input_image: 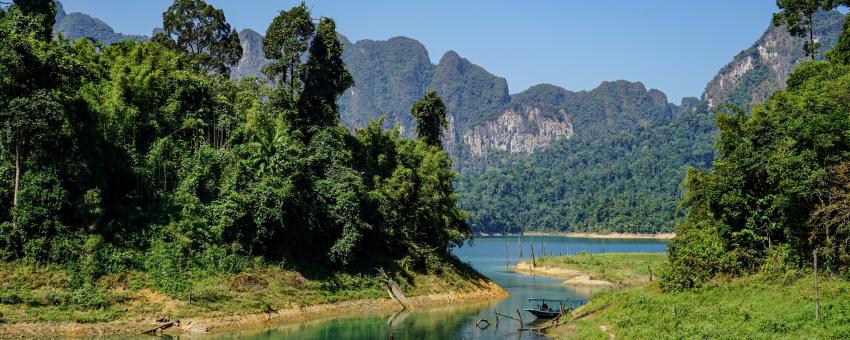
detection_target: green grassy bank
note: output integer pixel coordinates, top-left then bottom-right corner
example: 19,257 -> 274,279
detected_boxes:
534,254 -> 850,338
0,257 -> 495,327
535,253 -> 667,286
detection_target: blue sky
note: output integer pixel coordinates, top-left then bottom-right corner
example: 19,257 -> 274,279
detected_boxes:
59,0 -> 782,103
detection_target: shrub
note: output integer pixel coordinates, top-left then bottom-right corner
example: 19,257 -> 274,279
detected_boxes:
229,272 -> 268,292
144,238 -> 191,297
759,244 -> 800,284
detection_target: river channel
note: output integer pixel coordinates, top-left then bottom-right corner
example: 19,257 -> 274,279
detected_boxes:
211,236 -> 668,339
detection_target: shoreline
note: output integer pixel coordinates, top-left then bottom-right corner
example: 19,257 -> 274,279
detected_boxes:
480,231 -> 675,240
512,261 -> 615,288
0,280 -> 507,337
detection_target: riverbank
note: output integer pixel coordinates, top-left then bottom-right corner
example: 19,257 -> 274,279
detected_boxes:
0,261 -> 506,337
524,231 -> 676,240
479,232 -> 675,240
550,273 -> 850,338
513,253 -> 667,287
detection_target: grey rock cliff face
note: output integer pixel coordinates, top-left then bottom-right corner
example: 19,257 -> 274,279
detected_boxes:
461,106 -> 574,157
231,29 -> 269,79
702,11 -> 845,108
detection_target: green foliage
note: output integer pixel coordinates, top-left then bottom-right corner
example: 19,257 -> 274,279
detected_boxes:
459,85 -> 714,234
296,17 -> 353,133
161,0 -> 242,74
829,13 -> 850,64
11,0 -> 56,41
0,1 -> 470,305
410,91 -> 448,147
263,2 -> 313,102
773,1 -> 849,58
666,30 -> 850,288
554,273 -> 850,338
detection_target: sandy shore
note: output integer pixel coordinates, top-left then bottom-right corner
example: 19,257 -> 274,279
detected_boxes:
0,280 -> 507,338
513,261 -> 614,288
520,231 -> 675,240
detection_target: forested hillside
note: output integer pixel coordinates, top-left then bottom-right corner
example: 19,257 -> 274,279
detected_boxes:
50,2 -> 847,236
0,0 -> 470,306
458,85 -> 714,233
665,5 -> 850,289
460,11 -> 846,234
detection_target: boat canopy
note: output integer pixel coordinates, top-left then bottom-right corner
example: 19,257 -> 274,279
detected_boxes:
527,298 -> 588,303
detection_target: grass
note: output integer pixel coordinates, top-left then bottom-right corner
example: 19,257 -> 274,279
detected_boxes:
0,258 -> 488,324
551,272 -> 850,339
535,252 -> 667,286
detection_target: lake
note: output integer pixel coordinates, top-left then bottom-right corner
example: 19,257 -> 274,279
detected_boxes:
213,236 -> 668,339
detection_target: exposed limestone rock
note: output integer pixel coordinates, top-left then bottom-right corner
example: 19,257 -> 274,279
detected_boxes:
702,11 -> 845,108
462,107 -> 573,157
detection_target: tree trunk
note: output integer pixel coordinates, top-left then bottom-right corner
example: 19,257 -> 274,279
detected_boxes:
809,14 -> 816,60
13,140 -> 20,207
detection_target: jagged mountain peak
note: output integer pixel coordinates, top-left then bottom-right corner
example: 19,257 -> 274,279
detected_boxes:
55,0 -> 66,23
53,1 -> 146,45
702,10 -> 845,108
231,28 -> 268,79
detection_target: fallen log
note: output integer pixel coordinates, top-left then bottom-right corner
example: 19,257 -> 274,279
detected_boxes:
142,321 -> 174,334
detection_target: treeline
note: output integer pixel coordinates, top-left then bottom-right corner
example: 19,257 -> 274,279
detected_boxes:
460,108 -> 714,234
0,0 -> 469,294
664,3 -> 850,290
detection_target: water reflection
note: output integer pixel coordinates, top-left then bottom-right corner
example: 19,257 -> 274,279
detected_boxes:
207,236 -> 667,339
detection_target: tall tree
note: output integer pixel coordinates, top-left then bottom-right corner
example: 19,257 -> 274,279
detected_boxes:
296,17 -> 353,133
410,91 -> 448,147
0,4 -> 87,209
2,0 -> 56,41
773,0 -> 849,59
263,2 -> 314,101
162,0 -> 242,74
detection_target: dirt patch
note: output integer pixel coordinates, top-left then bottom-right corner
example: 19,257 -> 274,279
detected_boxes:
513,261 -> 615,288
513,261 -> 583,279
563,274 -> 614,287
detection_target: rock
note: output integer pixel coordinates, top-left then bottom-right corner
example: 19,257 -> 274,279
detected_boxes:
182,321 -> 210,333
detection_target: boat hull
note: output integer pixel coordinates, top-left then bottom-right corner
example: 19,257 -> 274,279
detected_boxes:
523,309 -> 562,319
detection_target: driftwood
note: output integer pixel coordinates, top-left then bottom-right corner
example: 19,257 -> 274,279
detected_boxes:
386,280 -> 411,310
495,311 -> 522,323
142,321 -> 174,334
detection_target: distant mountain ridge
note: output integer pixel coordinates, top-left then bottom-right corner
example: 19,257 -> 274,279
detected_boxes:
229,28 -> 685,161
53,1 -> 147,44
51,2 -> 847,233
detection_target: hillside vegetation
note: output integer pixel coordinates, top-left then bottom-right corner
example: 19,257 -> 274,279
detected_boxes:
665,8 -> 850,290
554,273 -> 850,339
553,5 -> 850,338
0,0 -> 478,326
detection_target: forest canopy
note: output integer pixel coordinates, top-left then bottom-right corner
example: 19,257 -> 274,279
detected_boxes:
0,0 -> 470,295
663,10 -> 850,291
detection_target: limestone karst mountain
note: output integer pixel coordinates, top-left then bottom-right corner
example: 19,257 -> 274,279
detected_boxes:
51,2 -> 846,233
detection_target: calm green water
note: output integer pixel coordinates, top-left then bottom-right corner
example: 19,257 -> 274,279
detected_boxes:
210,236 -> 668,340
